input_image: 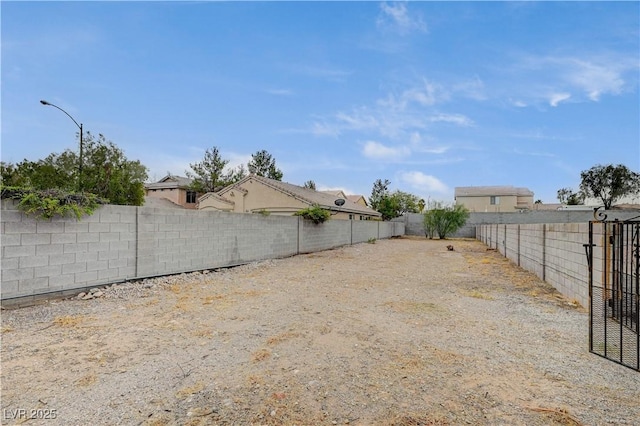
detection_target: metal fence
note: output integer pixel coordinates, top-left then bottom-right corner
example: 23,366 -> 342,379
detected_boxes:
586,212 -> 640,371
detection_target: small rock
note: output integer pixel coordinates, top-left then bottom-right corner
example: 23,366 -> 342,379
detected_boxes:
93,291 -> 104,298
82,294 -> 94,300
77,292 -> 86,299
270,410 -> 276,417
89,288 -> 100,293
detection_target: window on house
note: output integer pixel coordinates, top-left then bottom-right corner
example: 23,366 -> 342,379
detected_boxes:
349,214 -> 353,220
186,191 -> 197,204
490,196 -> 500,205
360,216 -> 363,220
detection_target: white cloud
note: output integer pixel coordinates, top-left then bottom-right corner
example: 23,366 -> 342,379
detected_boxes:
511,53 -> 638,105
362,140 -> 410,160
398,171 -> 448,193
566,59 -> 626,101
336,111 -> 380,130
311,121 -> 341,137
429,113 -> 474,127
377,2 -> 427,35
548,92 -> 571,107
453,76 -> 487,101
378,79 -> 447,111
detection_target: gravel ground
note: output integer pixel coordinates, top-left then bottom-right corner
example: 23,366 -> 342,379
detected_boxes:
1,236 -> 639,426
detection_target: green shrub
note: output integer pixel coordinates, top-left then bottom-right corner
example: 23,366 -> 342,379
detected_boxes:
294,204 -> 331,224
1,186 -> 106,220
423,203 -> 469,239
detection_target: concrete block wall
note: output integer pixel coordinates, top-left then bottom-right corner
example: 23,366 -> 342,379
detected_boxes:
1,202 -> 405,302
351,221 -> 379,244
477,222 -> 592,307
136,208 -> 300,278
2,204 -> 137,303
298,219 -> 352,254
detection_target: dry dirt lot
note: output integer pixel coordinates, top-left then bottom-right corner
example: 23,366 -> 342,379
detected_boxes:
1,237 -> 639,426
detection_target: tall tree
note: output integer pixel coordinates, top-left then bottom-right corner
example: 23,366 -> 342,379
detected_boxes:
80,133 -> 148,205
186,146 -> 230,193
248,150 -> 283,180
390,190 -> 422,215
557,187 -> 584,205
303,180 -> 316,190
226,164 -> 248,185
579,164 -> 640,209
1,132 -> 148,205
369,178 -> 390,211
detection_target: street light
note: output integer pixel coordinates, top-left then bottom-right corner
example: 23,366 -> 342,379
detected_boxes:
40,100 -> 84,191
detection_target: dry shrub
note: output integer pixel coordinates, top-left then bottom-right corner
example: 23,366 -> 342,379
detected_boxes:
192,328 -> 213,338
252,348 -> 271,362
233,289 -> 264,297
462,289 -> 494,300
384,301 -> 444,314
266,331 -> 300,346
175,382 -> 205,399
376,414 -> 450,426
76,373 -> 97,387
53,315 -> 87,327
526,406 -> 583,425
202,294 -> 225,305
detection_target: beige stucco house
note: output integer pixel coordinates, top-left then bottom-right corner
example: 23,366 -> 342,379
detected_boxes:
455,186 -> 534,212
198,175 -> 382,220
321,191 -> 369,208
144,175 -> 199,209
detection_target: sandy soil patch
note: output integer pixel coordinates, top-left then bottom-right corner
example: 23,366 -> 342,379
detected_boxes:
1,237 -> 638,425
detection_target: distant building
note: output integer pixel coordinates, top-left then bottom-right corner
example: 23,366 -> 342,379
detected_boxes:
455,186 -> 534,212
321,191 -> 370,207
197,175 -> 381,220
144,175 -> 198,209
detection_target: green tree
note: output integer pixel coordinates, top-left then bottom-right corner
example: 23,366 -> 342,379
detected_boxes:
579,164 -> 640,209
1,132 -> 147,205
80,133 -> 148,205
186,146 -> 230,193
303,180 -> 316,190
369,178 -> 390,211
557,187 -> 584,205
226,164 -> 248,185
390,190 -> 421,215
423,203 -> 470,239
248,150 -> 283,180
377,196 -> 400,221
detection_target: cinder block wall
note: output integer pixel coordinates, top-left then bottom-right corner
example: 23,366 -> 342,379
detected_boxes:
298,219 -> 352,254
477,222 -> 593,307
1,202 -> 405,302
351,221 -> 379,243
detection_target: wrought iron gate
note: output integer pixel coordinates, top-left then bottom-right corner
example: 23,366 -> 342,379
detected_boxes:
586,211 -> 639,371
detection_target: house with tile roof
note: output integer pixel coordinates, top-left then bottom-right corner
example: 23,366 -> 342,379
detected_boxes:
197,175 -> 382,220
455,186 -> 534,212
144,175 -> 199,209
321,191 -> 369,208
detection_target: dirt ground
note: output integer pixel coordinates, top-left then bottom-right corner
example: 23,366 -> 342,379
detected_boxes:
1,237 -> 638,426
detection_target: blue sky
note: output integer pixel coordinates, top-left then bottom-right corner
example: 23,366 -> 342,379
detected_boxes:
2,1 -> 639,204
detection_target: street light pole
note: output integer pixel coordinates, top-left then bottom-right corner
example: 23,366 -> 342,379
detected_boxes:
40,100 -> 84,191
